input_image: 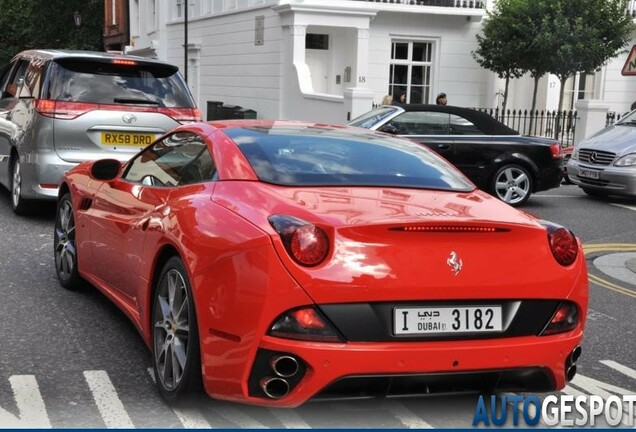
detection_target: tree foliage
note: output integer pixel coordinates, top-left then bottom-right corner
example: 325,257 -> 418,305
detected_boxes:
474,0 -> 635,115
0,0 -> 103,66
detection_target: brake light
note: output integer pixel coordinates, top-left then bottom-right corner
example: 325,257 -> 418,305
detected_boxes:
549,143 -> 562,159
36,99 -> 98,119
541,302 -> 578,335
269,306 -> 342,342
112,59 -> 137,66
268,215 -> 330,267
540,220 -> 578,266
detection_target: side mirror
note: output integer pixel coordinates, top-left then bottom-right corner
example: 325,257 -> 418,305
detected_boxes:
90,159 -> 121,181
379,123 -> 399,135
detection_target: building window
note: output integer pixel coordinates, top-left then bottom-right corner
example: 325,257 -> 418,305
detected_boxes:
562,72 -> 596,111
306,34 -> 329,50
388,41 -> 433,104
148,0 -> 157,31
176,0 -> 183,18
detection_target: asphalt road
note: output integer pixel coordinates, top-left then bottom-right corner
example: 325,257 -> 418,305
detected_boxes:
0,184 -> 634,428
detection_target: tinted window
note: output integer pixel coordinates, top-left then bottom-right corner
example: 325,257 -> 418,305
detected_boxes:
47,58 -> 195,107
449,114 -> 485,135
123,132 -> 216,186
226,126 -> 473,191
386,111 -> 450,135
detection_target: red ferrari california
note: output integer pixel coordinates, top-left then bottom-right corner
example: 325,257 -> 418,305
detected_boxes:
54,120 -> 588,407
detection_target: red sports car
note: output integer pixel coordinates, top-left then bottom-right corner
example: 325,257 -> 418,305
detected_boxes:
54,120 -> 588,407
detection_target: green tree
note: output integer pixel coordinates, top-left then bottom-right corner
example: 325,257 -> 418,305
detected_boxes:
473,0 -> 526,116
0,0 -> 103,66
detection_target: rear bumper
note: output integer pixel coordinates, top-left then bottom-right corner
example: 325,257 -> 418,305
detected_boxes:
19,150 -> 75,200
206,329 -> 583,407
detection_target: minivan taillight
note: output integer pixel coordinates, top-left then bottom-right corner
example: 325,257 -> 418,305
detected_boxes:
159,107 -> 201,124
36,99 -> 98,119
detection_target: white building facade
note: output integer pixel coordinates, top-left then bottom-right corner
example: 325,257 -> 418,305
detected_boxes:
127,0 -> 636,127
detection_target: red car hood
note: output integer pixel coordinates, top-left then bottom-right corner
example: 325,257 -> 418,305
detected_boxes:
213,182 -> 583,304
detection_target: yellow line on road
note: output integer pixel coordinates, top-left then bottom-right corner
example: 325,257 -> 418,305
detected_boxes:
581,244 -> 636,299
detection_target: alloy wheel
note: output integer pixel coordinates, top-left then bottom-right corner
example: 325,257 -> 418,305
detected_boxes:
494,166 -> 531,206
153,268 -> 191,392
54,198 -> 77,283
12,159 -> 22,209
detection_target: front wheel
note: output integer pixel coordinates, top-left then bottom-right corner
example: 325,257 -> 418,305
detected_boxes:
151,256 -> 202,402
490,164 -> 533,207
54,193 -> 82,290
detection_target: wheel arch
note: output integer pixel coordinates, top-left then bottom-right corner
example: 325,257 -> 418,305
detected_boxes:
489,153 -> 539,191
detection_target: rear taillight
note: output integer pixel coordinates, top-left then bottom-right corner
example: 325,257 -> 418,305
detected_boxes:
269,306 -> 342,342
549,143 -> 562,159
36,99 -> 98,119
540,302 -> 578,335
268,215 -> 330,267
35,99 -> 201,122
540,220 -> 578,266
159,107 -> 201,124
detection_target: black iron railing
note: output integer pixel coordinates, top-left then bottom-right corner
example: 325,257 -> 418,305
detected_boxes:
476,108 -> 577,147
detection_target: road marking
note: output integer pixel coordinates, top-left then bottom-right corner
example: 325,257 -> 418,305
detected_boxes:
84,370 -> 134,428
268,408 -> 311,428
569,372 -> 636,427
0,375 -> 51,428
589,274 -> 636,299
209,406 -> 267,428
146,367 -> 212,428
611,204 -> 636,212
581,244 -> 636,298
384,400 -> 433,428
600,360 -> 636,380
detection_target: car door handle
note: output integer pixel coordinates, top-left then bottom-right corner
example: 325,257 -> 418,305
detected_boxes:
437,144 -> 451,150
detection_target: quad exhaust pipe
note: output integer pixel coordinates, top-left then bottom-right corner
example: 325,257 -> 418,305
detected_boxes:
260,377 -> 290,399
565,345 -> 582,382
269,355 -> 299,378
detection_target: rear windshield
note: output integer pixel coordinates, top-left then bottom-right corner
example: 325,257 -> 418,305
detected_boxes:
226,126 -> 474,191
47,58 -> 195,107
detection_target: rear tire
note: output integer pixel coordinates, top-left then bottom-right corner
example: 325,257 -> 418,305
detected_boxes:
11,157 -> 32,215
151,256 -> 202,403
490,164 -> 533,207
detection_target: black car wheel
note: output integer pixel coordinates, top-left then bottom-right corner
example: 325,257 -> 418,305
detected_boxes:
54,193 -> 82,290
11,157 -> 31,215
151,256 -> 202,402
491,164 -> 533,206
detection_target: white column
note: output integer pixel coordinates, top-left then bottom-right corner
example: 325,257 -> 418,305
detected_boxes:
344,28 -> 374,121
573,100 -> 610,146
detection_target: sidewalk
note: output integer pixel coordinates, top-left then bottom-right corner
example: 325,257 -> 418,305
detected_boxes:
593,252 -> 636,286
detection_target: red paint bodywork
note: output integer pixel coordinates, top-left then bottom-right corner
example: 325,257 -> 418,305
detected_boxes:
60,120 -> 588,407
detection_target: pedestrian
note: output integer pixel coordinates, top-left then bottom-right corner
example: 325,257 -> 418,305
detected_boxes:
394,92 -> 406,104
436,92 -> 447,105
381,95 -> 393,105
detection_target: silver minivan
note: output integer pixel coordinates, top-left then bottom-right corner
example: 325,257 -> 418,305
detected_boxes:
0,49 -> 199,214
567,111 -> 636,198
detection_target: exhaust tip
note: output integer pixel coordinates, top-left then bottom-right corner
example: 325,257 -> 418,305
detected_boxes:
566,364 -> 577,382
260,377 -> 290,399
569,346 -> 582,364
269,355 -> 299,378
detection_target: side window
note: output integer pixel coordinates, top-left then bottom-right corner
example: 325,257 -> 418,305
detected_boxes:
5,60 -> 30,98
19,60 -> 45,99
449,114 -> 485,135
386,111 -> 450,135
0,63 -> 15,98
123,132 -> 216,186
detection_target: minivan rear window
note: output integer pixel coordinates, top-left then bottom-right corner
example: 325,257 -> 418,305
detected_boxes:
47,58 -> 195,108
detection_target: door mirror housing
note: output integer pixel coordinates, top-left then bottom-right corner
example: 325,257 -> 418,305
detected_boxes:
379,123 -> 398,135
90,159 -> 121,181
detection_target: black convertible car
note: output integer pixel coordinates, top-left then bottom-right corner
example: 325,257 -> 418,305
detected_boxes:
348,104 -> 563,206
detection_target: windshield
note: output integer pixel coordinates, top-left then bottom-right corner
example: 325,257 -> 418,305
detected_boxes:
617,110 -> 636,125
226,126 -> 474,192
347,106 -> 399,129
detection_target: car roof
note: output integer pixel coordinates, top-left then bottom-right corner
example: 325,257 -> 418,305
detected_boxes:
395,104 -> 519,135
13,49 -> 170,66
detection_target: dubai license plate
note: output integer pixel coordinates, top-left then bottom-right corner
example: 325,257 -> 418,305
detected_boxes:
394,306 -> 503,335
578,168 -> 600,180
101,132 -> 156,147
